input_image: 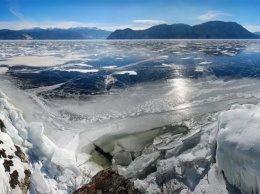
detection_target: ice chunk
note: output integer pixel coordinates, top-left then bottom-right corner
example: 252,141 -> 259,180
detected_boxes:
51,147 -> 80,175
113,151 -> 132,166
1,116 -> 23,144
31,164 -> 51,194
192,164 -> 229,194
217,104 -> 260,194
27,122 -> 56,158
134,173 -> 161,194
165,130 -> 201,158
118,151 -> 160,179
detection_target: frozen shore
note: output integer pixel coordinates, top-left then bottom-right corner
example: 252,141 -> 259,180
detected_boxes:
0,89 -> 101,193
1,87 -> 260,193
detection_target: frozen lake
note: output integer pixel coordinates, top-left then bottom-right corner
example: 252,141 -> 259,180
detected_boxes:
1,39 -> 260,151
1,39 -> 260,193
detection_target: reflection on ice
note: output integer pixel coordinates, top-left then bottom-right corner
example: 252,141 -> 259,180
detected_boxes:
169,78 -> 190,101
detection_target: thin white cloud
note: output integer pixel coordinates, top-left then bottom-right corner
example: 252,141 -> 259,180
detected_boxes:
198,10 -> 232,20
106,19 -> 167,31
9,8 -> 25,20
7,0 -> 26,21
243,25 -> 260,32
103,24 -> 160,31
132,20 -> 166,24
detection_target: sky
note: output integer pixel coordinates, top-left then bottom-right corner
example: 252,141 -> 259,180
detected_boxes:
0,0 -> 260,32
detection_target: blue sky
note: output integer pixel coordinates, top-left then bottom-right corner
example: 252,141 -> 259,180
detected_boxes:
1,0 -> 260,32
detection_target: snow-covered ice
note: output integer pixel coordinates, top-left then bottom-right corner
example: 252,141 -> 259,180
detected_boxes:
217,104 -> 260,194
118,151 -> 160,179
0,56 -> 68,67
0,89 -> 101,194
0,131 -> 31,194
115,70 -> 137,75
58,69 -> 99,73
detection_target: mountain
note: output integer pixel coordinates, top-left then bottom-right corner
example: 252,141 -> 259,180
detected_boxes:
107,24 -> 191,39
255,32 -> 260,36
107,21 -> 259,39
0,27 -> 111,40
190,21 -> 258,39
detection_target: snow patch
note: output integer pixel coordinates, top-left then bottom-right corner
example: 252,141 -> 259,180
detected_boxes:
101,66 -> 117,69
115,71 -> 137,75
198,61 -> 212,65
58,69 -> 99,73
195,66 -> 204,72
0,56 -> 68,67
0,67 -> 8,74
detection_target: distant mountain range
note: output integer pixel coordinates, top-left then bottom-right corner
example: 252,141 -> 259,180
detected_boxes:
0,27 -> 111,40
0,21 -> 259,40
107,21 -> 259,39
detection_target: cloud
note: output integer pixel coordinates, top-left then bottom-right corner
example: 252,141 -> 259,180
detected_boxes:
198,10 -> 232,20
104,24 -> 154,31
243,25 -> 260,32
110,19 -> 167,31
9,8 -> 25,20
7,0 -> 26,20
0,20 -> 163,31
132,20 -> 166,24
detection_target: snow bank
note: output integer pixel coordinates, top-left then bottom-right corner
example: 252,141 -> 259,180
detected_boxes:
0,131 -> 31,194
217,104 -> 260,194
0,89 -> 101,193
